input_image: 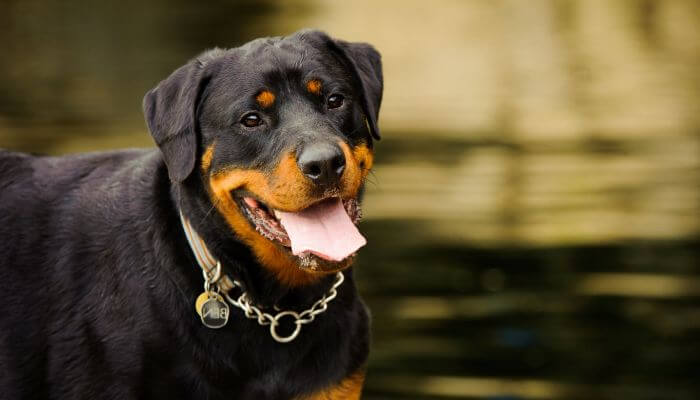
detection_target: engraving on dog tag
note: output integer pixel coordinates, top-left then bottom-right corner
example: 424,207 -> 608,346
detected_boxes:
199,293 -> 229,329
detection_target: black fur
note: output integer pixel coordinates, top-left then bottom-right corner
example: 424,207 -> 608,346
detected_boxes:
0,30 -> 382,399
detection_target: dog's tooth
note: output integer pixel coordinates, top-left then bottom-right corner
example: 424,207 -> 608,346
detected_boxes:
273,209 -> 282,219
243,197 -> 259,209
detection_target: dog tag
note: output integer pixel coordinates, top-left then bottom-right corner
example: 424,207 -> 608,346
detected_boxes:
196,292 -> 229,329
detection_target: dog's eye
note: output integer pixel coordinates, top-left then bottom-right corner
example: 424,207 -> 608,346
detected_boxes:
327,94 -> 344,109
240,113 -> 263,128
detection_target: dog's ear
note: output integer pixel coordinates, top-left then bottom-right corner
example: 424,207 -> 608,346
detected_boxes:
329,39 -> 384,140
143,57 -> 213,182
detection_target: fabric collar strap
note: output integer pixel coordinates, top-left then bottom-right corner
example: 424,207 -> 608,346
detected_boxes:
179,212 -> 236,293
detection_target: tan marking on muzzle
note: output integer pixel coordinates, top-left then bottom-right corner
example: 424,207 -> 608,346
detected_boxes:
201,143 -> 215,172
207,152 -> 322,286
338,142 -> 373,198
206,144 -> 372,285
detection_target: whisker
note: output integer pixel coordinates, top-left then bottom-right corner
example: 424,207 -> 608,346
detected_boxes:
365,170 -> 379,187
202,203 -> 216,221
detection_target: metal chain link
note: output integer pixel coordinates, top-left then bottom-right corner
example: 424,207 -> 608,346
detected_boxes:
221,271 -> 345,343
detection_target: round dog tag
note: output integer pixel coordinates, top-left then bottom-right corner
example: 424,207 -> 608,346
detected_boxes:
196,292 -> 229,329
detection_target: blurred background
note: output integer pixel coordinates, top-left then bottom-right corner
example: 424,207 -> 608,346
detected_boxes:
1,0 -> 699,398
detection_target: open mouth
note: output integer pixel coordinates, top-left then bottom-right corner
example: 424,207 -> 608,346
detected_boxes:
235,193 -> 365,271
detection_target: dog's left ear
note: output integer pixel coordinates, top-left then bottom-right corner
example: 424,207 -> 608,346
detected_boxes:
143,57 -> 213,182
330,39 -> 384,140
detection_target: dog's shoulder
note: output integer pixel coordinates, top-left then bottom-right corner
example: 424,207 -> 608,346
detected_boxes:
2,148 -> 159,207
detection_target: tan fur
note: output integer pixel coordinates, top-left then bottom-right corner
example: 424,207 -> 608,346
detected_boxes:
201,143 -> 215,172
306,79 -> 322,95
256,90 -> 276,108
297,371 -> 365,400
339,142 -> 373,197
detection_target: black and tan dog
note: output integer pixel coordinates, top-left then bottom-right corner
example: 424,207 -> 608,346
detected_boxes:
0,30 -> 382,399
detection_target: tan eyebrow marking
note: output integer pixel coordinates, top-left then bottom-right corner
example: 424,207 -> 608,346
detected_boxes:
306,79 -> 322,95
256,90 -> 276,108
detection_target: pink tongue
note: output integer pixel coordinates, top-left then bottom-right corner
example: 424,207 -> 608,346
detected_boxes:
276,198 -> 366,262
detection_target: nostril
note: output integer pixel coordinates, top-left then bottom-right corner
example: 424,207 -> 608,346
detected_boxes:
306,163 -> 322,179
332,154 -> 346,176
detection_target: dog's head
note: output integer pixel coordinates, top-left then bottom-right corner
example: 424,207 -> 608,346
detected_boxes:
143,30 -> 382,284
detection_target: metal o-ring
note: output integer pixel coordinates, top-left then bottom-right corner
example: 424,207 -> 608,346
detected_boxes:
269,311 -> 302,343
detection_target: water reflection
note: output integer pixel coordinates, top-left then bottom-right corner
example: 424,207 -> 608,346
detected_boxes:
357,225 -> 700,399
1,0 -> 699,399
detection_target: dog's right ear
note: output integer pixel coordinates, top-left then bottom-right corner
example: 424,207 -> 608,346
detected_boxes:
143,56 -> 214,183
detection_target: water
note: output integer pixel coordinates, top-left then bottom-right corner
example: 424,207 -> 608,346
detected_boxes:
357,137 -> 699,399
1,1 -> 699,398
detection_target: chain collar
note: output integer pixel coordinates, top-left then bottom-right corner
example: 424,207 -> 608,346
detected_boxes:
179,212 -> 344,343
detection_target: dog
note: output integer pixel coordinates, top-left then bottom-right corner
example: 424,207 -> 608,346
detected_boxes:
0,29 -> 382,399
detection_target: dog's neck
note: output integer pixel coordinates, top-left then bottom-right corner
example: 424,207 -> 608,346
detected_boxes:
170,180 -> 344,309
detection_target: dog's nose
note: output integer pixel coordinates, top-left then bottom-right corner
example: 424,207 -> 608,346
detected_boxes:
297,142 -> 346,188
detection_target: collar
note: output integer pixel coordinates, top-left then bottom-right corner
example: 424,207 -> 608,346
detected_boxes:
178,212 -> 345,343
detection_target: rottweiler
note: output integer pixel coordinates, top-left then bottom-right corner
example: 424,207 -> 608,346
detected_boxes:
0,29 -> 382,399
